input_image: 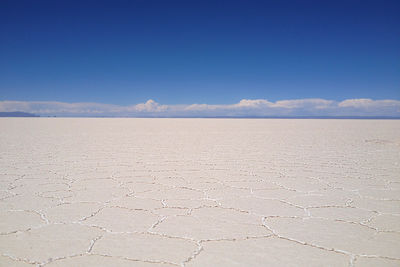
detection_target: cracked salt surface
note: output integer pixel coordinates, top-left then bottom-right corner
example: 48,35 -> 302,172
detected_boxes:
0,118 -> 399,266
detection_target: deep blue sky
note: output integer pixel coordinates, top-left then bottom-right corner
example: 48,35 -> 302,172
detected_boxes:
0,0 -> 399,105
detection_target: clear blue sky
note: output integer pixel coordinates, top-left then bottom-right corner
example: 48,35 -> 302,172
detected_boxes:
0,0 -> 399,105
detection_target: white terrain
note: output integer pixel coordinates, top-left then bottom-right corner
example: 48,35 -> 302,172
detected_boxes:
0,118 -> 399,267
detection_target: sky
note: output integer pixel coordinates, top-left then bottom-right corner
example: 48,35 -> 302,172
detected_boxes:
0,0 -> 399,117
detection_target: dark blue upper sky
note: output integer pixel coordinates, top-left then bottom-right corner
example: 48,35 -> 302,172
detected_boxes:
0,0 -> 399,105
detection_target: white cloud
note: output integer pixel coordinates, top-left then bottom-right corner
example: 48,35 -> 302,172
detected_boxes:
132,99 -> 167,112
234,99 -> 272,108
272,99 -> 334,109
0,98 -> 399,117
339,98 -> 400,108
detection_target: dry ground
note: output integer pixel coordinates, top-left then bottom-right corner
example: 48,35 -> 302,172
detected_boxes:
0,118 -> 399,266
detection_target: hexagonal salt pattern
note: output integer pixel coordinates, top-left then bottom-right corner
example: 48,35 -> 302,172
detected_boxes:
0,118 -> 399,266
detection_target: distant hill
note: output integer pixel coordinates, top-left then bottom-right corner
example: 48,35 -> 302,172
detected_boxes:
0,112 -> 39,117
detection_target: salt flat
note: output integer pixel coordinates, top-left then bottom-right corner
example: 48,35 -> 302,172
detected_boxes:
0,118 -> 399,267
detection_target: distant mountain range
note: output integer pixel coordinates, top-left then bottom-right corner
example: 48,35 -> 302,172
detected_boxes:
0,112 -> 39,117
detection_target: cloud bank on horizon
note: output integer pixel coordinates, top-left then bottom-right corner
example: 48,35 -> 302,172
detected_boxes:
1,98 -> 399,117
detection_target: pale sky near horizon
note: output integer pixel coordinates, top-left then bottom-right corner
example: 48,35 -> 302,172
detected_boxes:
0,0 -> 399,116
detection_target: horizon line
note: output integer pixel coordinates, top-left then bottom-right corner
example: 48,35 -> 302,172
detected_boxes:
1,112 -> 400,120
1,98 -> 400,117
